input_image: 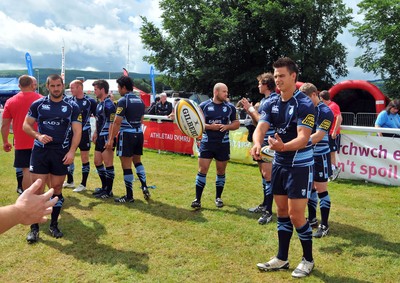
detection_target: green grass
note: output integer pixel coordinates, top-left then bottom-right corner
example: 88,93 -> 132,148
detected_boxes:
0,148 -> 399,282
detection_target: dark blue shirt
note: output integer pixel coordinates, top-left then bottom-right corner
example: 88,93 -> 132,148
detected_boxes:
259,92 -> 278,143
313,101 -> 333,155
116,92 -> 145,133
260,90 -> 315,167
199,99 -> 238,143
28,96 -> 81,149
96,98 -> 116,136
71,95 -> 97,131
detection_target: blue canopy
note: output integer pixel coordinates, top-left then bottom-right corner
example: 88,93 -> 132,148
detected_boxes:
0,78 -> 19,96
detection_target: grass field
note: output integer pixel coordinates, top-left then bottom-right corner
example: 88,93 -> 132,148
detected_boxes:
0,148 -> 399,282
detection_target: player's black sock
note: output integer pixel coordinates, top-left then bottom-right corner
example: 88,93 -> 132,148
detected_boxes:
16,168 -> 23,189
96,164 -> 107,188
307,189 -> 318,221
215,174 -> 225,198
277,217 -> 293,261
195,172 -> 206,201
297,222 -> 313,262
262,180 -> 273,214
81,162 -> 90,187
318,191 -> 331,227
50,194 -> 64,226
105,166 -> 114,193
123,168 -> 134,199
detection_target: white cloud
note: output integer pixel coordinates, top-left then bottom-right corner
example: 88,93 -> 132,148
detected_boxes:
0,0 -> 377,81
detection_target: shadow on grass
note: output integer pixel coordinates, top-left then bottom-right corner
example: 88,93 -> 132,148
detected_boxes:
42,210 -> 149,273
319,221 -> 400,256
312,269 -> 372,283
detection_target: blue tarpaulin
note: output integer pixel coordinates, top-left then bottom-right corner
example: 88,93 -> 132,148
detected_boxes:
0,78 -> 19,96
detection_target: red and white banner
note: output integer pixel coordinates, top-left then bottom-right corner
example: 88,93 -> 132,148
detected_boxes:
338,134 -> 400,186
143,121 -> 194,155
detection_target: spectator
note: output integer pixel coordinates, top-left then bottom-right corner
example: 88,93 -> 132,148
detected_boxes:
155,92 -> 173,116
375,99 -> 400,137
146,95 -> 160,115
319,90 -> 342,181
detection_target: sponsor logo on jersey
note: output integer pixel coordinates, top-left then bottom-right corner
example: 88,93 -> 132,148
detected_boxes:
272,105 -> 279,113
302,114 -> 315,128
320,119 -> 331,131
116,107 -> 123,115
41,104 -> 50,110
207,106 -> 215,111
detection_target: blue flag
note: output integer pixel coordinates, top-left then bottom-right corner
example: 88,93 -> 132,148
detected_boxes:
25,52 -> 33,76
150,65 -> 156,102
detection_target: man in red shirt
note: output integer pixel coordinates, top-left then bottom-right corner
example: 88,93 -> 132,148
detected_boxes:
319,90 -> 342,181
1,75 -> 42,191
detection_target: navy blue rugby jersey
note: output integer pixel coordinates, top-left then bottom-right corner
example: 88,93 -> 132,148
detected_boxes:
96,97 -> 116,136
313,101 -> 333,156
116,92 -> 145,133
258,92 -> 278,143
28,95 -> 82,149
260,90 -> 315,167
199,99 -> 238,143
71,95 -> 97,131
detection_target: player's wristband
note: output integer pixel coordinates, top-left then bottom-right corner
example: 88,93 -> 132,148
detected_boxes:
248,106 -> 256,113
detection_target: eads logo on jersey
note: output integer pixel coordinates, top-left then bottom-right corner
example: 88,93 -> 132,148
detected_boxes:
302,114 -> 315,128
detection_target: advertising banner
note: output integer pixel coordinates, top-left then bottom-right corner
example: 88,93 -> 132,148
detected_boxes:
338,134 -> 400,186
229,127 -> 255,164
143,121 -> 194,155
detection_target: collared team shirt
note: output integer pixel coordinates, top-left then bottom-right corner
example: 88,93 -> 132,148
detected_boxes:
259,90 -> 315,167
199,99 -> 238,143
116,92 -> 145,133
313,101 -> 334,156
28,95 -> 82,149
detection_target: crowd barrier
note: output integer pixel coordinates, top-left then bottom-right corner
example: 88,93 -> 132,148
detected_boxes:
1,112 -> 399,186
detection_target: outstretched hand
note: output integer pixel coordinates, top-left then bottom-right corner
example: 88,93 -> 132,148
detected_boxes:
15,179 -> 58,225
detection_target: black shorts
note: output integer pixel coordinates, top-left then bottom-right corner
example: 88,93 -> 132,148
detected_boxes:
95,135 -> 116,153
30,146 -> 69,175
314,153 -> 332,182
271,165 -> 313,199
14,149 -> 32,168
328,134 -> 341,153
78,128 -> 91,151
199,142 -> 230,161
116,132 -> 144,157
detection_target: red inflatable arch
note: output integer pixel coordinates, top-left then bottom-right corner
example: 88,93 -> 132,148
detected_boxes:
329,80 -> 387,113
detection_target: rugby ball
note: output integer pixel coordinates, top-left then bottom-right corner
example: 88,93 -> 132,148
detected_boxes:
174,99 -> 205,138
260,145 -> 275,162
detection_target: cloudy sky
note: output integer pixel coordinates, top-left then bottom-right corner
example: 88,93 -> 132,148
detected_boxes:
0,0 -> 376,81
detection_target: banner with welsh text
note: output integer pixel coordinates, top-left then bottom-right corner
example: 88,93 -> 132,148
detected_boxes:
143,121 -> 194,155
337,134 -> 400,186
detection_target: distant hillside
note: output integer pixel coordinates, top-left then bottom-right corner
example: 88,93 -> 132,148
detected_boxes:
0,69 -> 152,85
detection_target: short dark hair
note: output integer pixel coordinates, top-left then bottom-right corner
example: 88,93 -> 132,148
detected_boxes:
46,74 -> 63,86
18,75 -> 33,88
273,57 -> 299,80
116,76 -> 134,92
256,72 -> 276,91
319,90 -> 330,101
92,79 -> 109,94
